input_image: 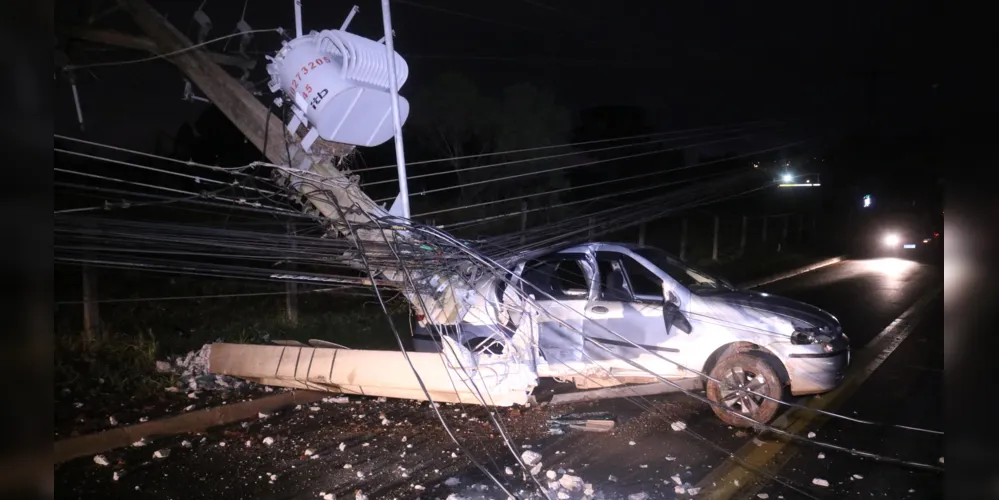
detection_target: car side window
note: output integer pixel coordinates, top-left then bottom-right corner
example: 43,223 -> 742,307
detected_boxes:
620,255 -> 663,297
595,252 -> 633,301
520,256 -> 589,300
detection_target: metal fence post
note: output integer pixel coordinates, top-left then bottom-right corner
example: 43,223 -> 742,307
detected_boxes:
82,265 -> 100,342
286,221 -> 298,326
739,215 -> 747,257
520,200 -> 528,246
711,215 -> 720,261
679,218 -> 688,262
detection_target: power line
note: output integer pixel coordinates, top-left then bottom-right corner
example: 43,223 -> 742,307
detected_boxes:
54,286 -> 365,305
64,28 -> 282,70
416,141 -> 802,218
350,120 -> 776,174
363,128 -> 764,191
54,148 -> 283,198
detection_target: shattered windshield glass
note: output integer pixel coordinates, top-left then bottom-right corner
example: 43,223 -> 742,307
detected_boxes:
633,248 -> 732,294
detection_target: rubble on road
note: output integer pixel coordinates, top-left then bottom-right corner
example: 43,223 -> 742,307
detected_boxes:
153,449 -> 170,459
93,454 -> 110,466
156,344 -> 254,394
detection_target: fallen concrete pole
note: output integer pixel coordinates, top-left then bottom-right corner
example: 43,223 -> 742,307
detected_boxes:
54,390 -> 325,464
209,342 -> 536,407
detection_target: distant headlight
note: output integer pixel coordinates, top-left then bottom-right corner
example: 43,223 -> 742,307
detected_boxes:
883,233 -> 900,246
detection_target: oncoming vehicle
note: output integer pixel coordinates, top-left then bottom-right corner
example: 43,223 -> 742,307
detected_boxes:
412,242 -> 850,426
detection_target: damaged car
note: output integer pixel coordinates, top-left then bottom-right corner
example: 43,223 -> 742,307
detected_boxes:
412,242 -> 850,427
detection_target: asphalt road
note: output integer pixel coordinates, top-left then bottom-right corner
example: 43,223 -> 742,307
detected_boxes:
54,257 -> 944,500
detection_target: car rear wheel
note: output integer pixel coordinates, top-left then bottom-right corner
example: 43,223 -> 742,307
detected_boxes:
705,353 -> 783,427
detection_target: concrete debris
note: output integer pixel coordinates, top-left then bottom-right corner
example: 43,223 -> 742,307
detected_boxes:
321,493 -> 334,500
310,406 -> 321,412
74,402 -> 83,408
559,474 -> 583,491
451,452 -> 458,458
608,475 -> 618,483
521,450 -> 542,466
444,477 -> 461,487
584,484 -> 594,496
939,457 -> 944,464
505,467 -> 514,476
343,464 -> 353,469
219,441 -> 226,447
758,494 -> 769,499
671,421 -> 687,432
665,455 -> 676,461
687,487 -> 701,496
546,470 -> 557,480
269,474 -> 278,482
817,452 -> 825,459
356,471 -> 364,479
258,412 -> 270,419
807,432 -> 816,438
811,478 -> 829,487
181,440 -> 192,448
413,485 -> 425,491
627,493 -> 648,500
355,491 -> 368,500
628,441 -> 636,446
639,464 -> 648,469
338,442 -> 347,452
132,438 -> 147,447
262,437 -> 275,446
675,485 -> 686,494
304,449 -> 315,456
93,455 -> 110,466
376,397 -> 387,402
381,418 -> 390,426
184,405 -> 195,412
530,463 -> 543,476
557,492 -> 570,500
671,474 -> 683,485
113,470 -> 124,481
401,436 -> 408,442
852,474 -> 863,480
245,440 -> 253,448
108,416 -> 118,426
322,396 -> 350,404
153,449 -> 170,459
157,344 -> 252,393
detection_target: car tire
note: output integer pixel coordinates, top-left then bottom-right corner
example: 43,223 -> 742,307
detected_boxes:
705,352 -> 783,427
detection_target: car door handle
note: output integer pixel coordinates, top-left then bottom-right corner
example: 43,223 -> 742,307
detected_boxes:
590,306 -> 608,314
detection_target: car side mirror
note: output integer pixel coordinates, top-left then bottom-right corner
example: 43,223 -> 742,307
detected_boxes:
662,300 -> 692,334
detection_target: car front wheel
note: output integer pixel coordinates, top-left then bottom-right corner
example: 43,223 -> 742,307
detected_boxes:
705,353 -> 783,427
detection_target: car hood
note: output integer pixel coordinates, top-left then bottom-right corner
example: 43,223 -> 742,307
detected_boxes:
700,289 -> 841,333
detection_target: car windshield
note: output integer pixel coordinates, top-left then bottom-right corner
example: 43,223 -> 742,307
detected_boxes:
633,247 -> 732,293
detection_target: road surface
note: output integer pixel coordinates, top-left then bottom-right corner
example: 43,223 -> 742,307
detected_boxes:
54,257 -> 943,500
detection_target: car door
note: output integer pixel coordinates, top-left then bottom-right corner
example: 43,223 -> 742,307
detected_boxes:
582,251 -> 687,377
518,253 -> 591,366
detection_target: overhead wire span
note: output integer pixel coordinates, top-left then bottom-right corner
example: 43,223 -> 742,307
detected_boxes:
414,141 -> 802,218
361,124 -> 771,186
339,120 -> 779,174
63,28 -> 284,70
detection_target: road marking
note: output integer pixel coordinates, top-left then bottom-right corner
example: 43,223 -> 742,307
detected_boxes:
692,284 -> 942,499
740,256 -> 845,289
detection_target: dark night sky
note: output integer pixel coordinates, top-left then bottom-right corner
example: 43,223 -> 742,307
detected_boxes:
55,1 -> 947,149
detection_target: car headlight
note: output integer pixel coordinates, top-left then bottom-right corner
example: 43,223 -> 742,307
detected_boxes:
883,233 -> 900,246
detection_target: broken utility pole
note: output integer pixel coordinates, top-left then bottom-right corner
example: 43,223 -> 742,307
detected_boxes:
97,0 -> 464,323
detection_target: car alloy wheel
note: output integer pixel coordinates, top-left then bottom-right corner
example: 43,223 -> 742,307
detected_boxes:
705,353 -> 783,427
